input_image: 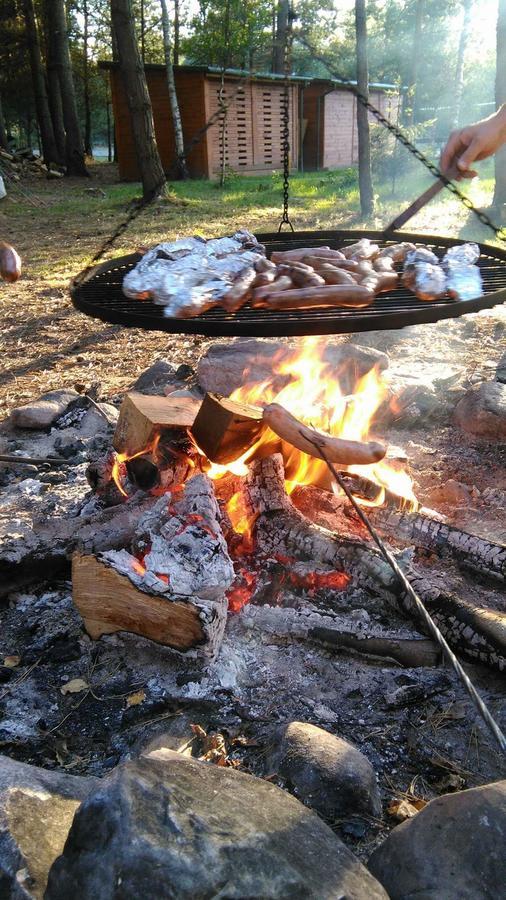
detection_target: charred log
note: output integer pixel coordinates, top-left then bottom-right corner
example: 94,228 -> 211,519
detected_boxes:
243,455 -> 506,671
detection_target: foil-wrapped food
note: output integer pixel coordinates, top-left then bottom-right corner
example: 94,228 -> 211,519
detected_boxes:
403,243 -> 483,302
122,229 -> 265,318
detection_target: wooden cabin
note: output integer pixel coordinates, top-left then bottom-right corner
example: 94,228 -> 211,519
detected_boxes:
102,63 -> 300,181
301,80 -> 400,171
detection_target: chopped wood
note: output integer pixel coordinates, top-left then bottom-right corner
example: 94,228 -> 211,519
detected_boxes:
72,552 -> 226,656
263,403 -> 386,466
190,392 -> 265,464
113,392 -> 201,457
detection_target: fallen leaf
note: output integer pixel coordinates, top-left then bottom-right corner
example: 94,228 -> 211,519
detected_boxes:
3,655 -> 20,668
126,689 -> 146,708
387,797 -> 427,822
60,678 -> 89,695
190,723 -> 207,740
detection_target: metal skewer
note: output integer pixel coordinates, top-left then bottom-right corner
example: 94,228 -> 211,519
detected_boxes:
303,430 -> 506,754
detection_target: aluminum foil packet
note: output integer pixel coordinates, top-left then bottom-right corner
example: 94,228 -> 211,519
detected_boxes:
123,229 -> 265,318
403,248 -> 445,299
442,243 -> 483,301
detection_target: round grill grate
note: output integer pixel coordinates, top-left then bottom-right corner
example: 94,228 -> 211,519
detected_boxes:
70,230 -> 506,337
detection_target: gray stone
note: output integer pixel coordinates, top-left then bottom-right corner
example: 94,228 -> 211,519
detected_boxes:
197,339 -> 389,397
368,780 -> 506,900
10,391 -> 79,430
46,750 -> 388,900
265,721 -> 382,822
453,381 -> 506,439
496,351 -> 506,384
132,360 -> 177,395
0,754 -> 97,900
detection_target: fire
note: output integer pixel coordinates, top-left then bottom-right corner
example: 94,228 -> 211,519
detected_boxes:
209,337 -> 417,512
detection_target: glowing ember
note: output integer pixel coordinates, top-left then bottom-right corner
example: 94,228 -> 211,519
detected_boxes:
275,554 -> 351,593
226,569 -> 258,613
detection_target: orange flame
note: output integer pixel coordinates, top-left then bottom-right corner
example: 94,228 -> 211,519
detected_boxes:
208,337 -> 417,515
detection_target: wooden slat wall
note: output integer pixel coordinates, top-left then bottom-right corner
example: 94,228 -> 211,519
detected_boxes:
205,77 -> 299,177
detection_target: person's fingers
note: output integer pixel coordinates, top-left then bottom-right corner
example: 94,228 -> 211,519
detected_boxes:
440,130 -> 465,173
457,136 -> 483,174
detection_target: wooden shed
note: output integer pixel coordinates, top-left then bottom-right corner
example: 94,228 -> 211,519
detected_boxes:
102,63 -> 300,181
301,80 -> 400,171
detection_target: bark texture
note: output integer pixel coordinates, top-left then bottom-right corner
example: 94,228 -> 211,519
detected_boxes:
0,94 -> 8,150
22,0 -> 61,166
451,0 -> 473,130
272,0 -> 289,74
355,0 -> 374,216
43,0 -> 88,175
111,0 -> 166,201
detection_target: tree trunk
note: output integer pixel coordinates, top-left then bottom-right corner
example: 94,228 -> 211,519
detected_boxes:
173,0 -> 180,65
83,0 -> 93,156
43,0 -> 89,175
272,0 -> 289,74
355,0 -> 374,216
0,94 -> 9,150
451,0 -> 473,130
44,23 -> 66,164
111,0 -> 166,200
406,0 -> 424,124
494,0 -> 506,207
160,0 -> 188,179
22,0 -> 61,166
140,0 -> 146,62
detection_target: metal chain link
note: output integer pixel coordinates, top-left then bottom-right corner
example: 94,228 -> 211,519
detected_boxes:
297,33 -> 506,242
278,8 -> 296,232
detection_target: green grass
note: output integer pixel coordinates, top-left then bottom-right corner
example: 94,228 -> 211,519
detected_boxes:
3,158 -> 502,284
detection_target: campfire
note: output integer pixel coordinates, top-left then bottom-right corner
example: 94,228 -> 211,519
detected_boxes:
73,339 -> 505,672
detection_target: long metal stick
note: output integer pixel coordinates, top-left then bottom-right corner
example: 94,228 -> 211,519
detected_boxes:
304,433 -> 506,754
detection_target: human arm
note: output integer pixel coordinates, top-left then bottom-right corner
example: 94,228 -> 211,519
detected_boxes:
440,105 -> 506,177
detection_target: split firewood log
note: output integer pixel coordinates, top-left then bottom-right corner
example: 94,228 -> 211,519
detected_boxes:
256,284 -> 375,310
262,403 -> 386,466
0,241 -> 21,283
113,393 -> 201,458
190,392 -> 265,464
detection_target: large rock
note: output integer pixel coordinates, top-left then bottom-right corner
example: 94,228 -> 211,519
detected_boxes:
0,754 -> 97,899
46,749 -> 388,900
453,381 -> 506,439
132,360 -> 177,395
197,339 -> 389,397
10,390 -> 79,430
368,780 -> 506,899
265,721 -> 382,822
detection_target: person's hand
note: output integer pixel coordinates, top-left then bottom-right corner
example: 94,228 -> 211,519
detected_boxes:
440,106 -> 506,178
0,241 -> 21,282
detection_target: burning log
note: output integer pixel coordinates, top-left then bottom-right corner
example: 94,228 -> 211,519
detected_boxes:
190,393 -> 264,464
72,475 -> 234,658
242,456 -> 506,671
72,553 -> 227,656
309,627 -> 441,668
113,393 -> 201,458
368,505 -> 506,584
262,403 -> 386,467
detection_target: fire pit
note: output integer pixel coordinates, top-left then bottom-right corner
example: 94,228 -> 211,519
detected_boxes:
71,230 -> 506,337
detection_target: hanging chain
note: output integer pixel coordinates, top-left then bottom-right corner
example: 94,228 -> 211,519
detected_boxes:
278,7 -> 296,232
296,33 -> 506,242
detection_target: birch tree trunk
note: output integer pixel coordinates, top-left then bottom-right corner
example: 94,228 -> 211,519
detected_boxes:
494,0 -> 506,209
22,0 -> 61,166
44,0 -> 89,175
111,0 -> 166,200
405,0 -> 424,124
450,0 -> 473,131
161,0 -> 188,178
174,0 -> 180,65
355,0 -> 374,216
